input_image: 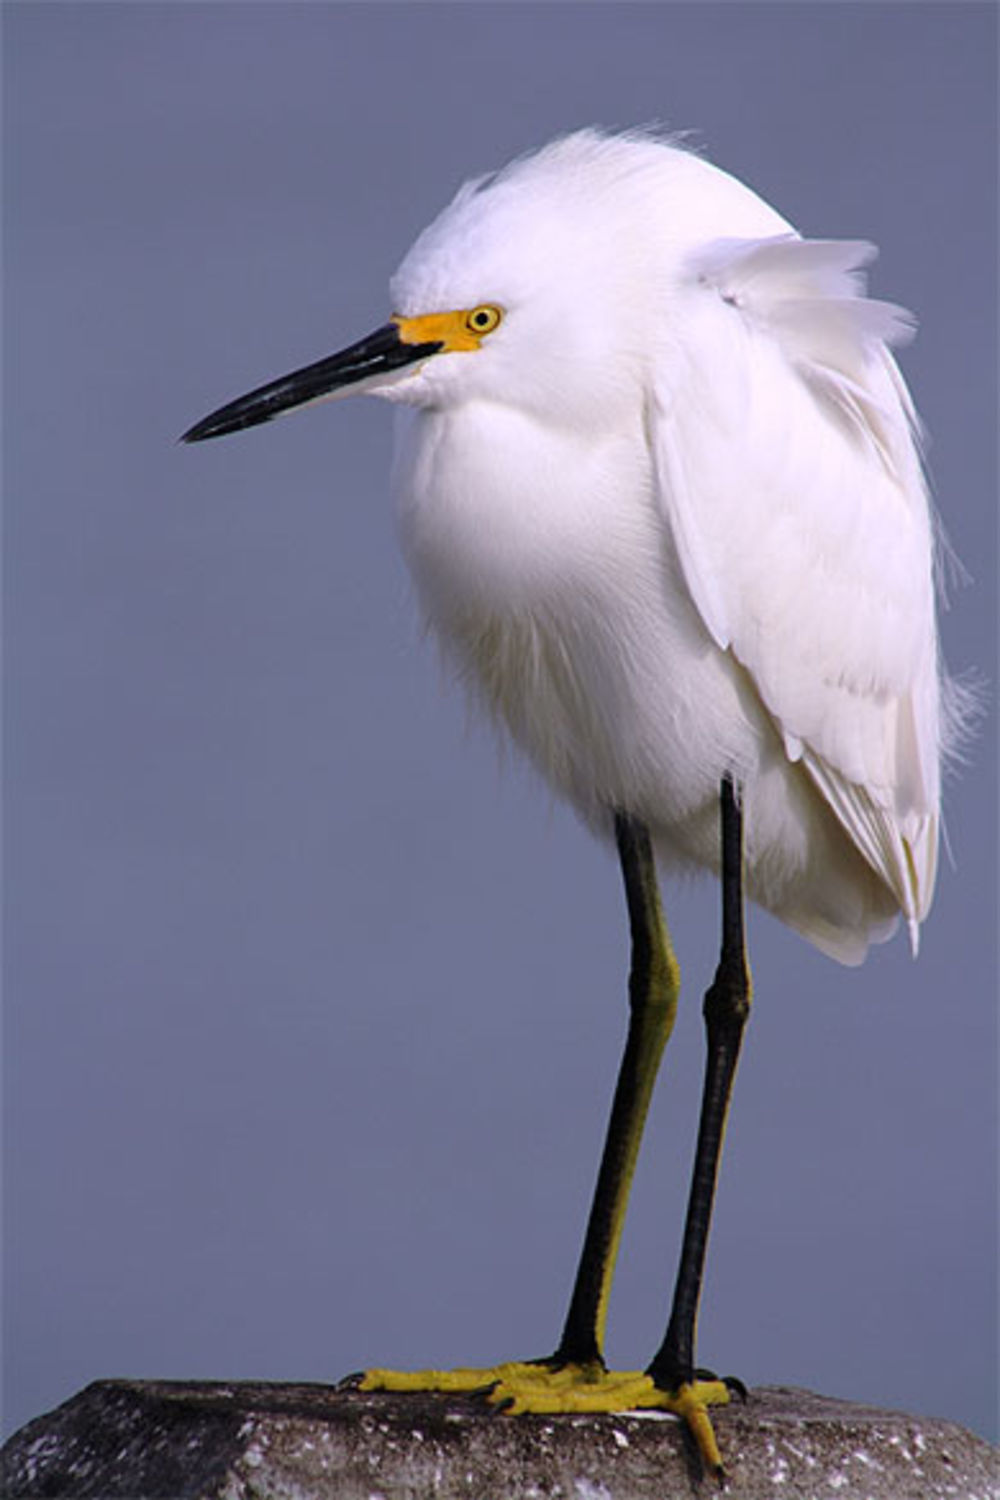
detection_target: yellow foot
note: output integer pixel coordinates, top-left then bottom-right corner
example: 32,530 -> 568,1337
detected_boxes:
352,1363 -> 734,1481
355,1361 -> 549,1396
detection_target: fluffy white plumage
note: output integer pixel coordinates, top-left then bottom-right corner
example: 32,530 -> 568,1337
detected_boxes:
381,130 -> 946,963
185,127 -> 952,967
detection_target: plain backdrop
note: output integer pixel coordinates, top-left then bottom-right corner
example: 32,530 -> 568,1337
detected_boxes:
4,1 -> 996,1444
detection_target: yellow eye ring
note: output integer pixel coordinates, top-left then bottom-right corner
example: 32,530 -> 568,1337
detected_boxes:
465,304 -> 503,336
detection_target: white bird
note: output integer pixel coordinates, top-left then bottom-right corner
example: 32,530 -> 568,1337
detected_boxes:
183,129 -> 953,1480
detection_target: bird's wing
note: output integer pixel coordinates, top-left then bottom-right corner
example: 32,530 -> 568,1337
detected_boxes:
650,235 -> 940,931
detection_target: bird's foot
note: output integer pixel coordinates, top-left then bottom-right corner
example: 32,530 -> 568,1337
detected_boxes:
347,1361 -> 739,1482
346,1360 -> 551,1396
493,1364 -> 736,1483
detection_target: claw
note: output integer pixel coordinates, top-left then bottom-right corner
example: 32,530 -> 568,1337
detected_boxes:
669,1382 -> 728,1481
336,1371 -> 365,1391
691,1365 -> 747,1403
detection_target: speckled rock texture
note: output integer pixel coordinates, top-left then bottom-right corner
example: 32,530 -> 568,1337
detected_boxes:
2,1379 -> 997,1500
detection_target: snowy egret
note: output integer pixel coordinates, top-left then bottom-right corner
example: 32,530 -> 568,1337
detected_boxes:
183,129 -> 952,1479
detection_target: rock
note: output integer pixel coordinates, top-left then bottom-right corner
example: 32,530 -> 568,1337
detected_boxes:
2,1379 -> 997,1499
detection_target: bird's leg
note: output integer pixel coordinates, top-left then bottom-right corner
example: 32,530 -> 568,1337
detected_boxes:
550,811 -> 680,1368
644,772 -> 752,1481
352,812 -> 682,1403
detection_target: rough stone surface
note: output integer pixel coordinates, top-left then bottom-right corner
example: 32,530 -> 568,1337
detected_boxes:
2,1379 -> 997,1499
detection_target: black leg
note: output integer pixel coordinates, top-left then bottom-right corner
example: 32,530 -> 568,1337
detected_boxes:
648,775 -> 751,1401
553,812 -> 680,1367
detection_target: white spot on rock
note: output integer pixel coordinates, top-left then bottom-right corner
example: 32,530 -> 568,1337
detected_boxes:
573,1480 -> 613,1500
619,1408 -> 679,1423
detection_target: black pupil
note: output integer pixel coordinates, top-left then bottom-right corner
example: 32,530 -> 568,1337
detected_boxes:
474,310 -> 489,327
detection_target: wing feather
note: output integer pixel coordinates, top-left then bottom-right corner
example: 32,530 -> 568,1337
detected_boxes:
651,235 -> 940,935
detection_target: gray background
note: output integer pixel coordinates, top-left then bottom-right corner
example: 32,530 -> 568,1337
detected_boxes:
4,1 -> 996,1445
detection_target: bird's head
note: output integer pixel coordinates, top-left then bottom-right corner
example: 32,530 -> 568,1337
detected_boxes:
379,134 -> 669,430
182,135 -> 672,445
181,130 -> 782,445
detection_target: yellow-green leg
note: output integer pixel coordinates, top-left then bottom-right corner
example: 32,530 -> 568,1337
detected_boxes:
553,811 -> 680,1365
358,814 -> 683,1392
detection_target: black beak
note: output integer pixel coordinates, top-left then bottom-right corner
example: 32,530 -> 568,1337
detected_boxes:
181,322 -> 443,443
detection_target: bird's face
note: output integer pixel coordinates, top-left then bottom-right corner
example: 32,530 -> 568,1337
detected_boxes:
180,305 -> 511,443
182,136 -> 659,446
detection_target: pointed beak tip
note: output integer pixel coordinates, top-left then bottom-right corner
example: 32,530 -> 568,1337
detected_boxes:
180,416 -> 227,444
181,322 -> 444,450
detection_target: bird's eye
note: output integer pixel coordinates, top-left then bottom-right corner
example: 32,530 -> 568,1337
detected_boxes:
465,305 -> 503,336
